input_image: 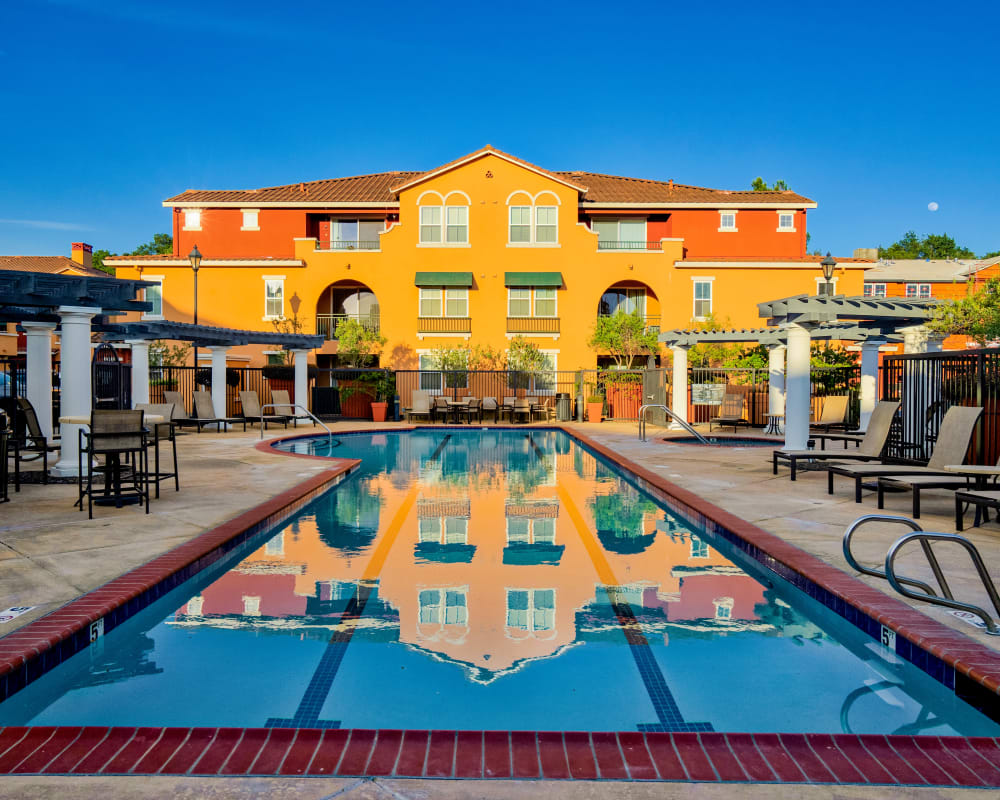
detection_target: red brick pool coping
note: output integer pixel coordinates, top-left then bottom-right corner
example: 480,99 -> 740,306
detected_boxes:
0,425 -> 998,786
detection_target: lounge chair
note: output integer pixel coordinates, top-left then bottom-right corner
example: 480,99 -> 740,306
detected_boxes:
811,395 -> 850,432
405,390 -> 433,423
193,391 -> 246,432
239,390 -> 287,430
955,489 -> 1000,531
772,400 -> 899,480
709,392 -> 750,432
877,456 -> 1000,519
270,389 -> 311,427
164,391 -> 200,431
824,405 -> 983,503
9,396 -> 60,489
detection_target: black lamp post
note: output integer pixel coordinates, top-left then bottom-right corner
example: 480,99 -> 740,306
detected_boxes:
820,252 -> 837,296
189,245 -> 202,373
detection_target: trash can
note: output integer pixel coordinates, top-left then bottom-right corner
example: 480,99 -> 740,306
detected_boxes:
556,392 -> 571,421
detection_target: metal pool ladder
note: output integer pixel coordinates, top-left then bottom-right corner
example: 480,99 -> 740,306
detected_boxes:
638,404 -> 710,444
843,514 -> 1000,635
260,403 -> 337,447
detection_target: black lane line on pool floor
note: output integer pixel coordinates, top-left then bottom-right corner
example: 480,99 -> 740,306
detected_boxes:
427,434 -> 452,463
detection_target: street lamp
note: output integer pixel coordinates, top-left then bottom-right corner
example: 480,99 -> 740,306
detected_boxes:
820,252 -> 837,296
189,245 -> 202,373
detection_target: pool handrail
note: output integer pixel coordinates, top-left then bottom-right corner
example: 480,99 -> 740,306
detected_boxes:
259,403 -> 334,447
638,404 -> 710,444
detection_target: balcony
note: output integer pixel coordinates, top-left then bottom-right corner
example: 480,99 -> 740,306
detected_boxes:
316,240 -> 380,251
418,316 -> 472,334
506,317 -> 560,334
597,241 -> 663,251
598,313 -> 661,334
317,313 -> 380,340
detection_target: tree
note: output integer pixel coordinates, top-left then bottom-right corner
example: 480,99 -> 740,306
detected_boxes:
92,248 -> 114,275
751,177 -> 789,192
506,336 -> 548,373
879,231 -> 976,260
334,317 -> 386,367
927,277 -> 1000,346
149,339 -> 191,366
588,311 -> 659,368
982,250 -> 1000,259
465,343 -> 506,371
130,233 -> 173,256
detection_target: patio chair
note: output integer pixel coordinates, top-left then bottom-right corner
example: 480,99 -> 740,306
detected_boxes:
955,489 -> 1000,531
810,395 -> 850,432
709,392 -> 749,432
772,400 -> 899,480
824,405 -> 983,503
481,397 -> 500,423
194,391 -> 247,432
9,396 -> 60,490
512,398 -> 532,423
502,396 -> 517,422
135,402 -> 179,498
165,390 -> 199,431
405,390 -> 433,423
432,395 -> 450,423
79,409 -> 149,519
876,453 -> 1000,519
271,389 -> 311,427
458,397 -> 482,424
239,391 -> 288,430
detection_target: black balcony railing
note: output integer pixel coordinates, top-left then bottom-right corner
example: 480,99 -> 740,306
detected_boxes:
317,240 -> 380,251
316,313 -> 381,340
418,317 -> 472,334
506,317 -> 560,334
597,241 -> 663,251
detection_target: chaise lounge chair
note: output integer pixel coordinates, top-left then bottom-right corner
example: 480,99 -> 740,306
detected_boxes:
270,389 -> 311,426
772,400 -> 899,480
193,391 -> 247,432
824,405 -> 983,503
709,392 -> 750,432
239,390 -> 289,430
955,488 -> 1000,531
877,455 -> 1000,519
405,390 -> 433,423
810,395 -> 850,432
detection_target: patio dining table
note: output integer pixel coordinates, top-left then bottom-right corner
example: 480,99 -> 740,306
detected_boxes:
445,399 -> 470,424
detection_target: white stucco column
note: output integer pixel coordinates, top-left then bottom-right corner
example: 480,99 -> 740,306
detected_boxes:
858,339 -> 884,431
767,344 -> 786,417
926,333 -> 946,353
22,321 -> 56,442
208,346 -> 229,424
670,345 -> 689,430
782,323 -> 812,451
292,349 -> 309,412
51,306 -> 96,476
901,325 -> 928,354
127,339 -> 151,406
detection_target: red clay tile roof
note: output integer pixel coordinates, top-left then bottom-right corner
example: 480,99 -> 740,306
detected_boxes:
164,172 -> 421,205
681,255 -> 874,264
0,255 -> 108,277
558,172 -> 814,205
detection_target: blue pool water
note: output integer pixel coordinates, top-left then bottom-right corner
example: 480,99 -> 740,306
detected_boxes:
1,429 -> 996,735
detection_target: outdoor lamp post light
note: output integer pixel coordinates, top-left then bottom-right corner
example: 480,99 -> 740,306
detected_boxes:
189,245 -> 202,372
821,252 -> 837,296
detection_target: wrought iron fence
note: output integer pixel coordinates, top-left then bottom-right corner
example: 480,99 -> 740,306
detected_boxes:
881,349 -> 999,464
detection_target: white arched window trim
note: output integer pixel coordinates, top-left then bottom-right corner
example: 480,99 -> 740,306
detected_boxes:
506,189 -> 560,247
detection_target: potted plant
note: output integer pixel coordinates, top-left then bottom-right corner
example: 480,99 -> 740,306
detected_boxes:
367,371 -> 396,422
586,394 -> 604,423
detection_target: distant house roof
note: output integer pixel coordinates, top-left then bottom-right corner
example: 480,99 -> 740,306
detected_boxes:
676,255 -> 873,269
163,147 -> 816,209
864,257 -> 1000,283
0,255 -> 108,278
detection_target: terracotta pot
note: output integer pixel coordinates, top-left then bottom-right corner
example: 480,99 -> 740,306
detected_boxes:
371,401 -> 388,422
586,402 -> 603,423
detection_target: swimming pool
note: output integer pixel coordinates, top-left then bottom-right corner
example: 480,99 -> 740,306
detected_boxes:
0,429 -> 996,738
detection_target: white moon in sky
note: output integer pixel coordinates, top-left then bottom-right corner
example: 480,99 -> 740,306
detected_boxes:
928,202 -> 939,211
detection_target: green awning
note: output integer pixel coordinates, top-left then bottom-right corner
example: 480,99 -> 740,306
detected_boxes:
414,271 -> 474,287
504,272 -> 563,287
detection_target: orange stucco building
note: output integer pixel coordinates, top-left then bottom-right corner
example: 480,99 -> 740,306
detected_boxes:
108,147 -> 869,370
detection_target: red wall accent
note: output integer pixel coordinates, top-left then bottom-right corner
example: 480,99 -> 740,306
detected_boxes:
668,209 -> 806,259
174,209 -> 309,258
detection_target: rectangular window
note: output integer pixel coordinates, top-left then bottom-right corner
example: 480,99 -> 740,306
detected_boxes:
618,219 -> 645,246
264,532 -> 284,556
693,280 -> 712,319
509,206 -> 531,242
445,590 -> 467,625
534,287 -> 556,317
535,206 -> 557,243
446,206 -> 468,243
507,517 -> 530,544
532,589 -> 555,631
593,219 -> 618,243
906,283 -> 931,299
264,278 -> 284,319
506,589 -> 529,630
420,206 -> 442,243
444,288 -> 468,317
419,288 -> 443,317
241,209 -> 259,230
183,210 -> 201,230
418,353 -> 442,392
444,517 -> 468,544
418,517 -> 442,542
332,219 -> 358,243
508,288 -> 531,317
690,535 -> 710,559
864,283 -> 887,298
718,211 -> 737,231
777,212 -> 795,230
419,589 -> 441,624
143,278 -> 163,319
533,517 -> 556,544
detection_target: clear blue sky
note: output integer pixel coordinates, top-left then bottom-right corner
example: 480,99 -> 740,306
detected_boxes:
1,0 -> 997,258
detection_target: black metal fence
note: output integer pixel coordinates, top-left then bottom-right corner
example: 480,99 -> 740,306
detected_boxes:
881,349 -> 999,464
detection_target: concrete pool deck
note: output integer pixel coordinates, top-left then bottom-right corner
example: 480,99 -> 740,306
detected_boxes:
1,420 -> 999,794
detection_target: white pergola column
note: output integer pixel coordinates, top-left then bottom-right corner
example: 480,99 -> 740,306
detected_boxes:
22,321 -> 56,442
901,325 -> 929,354
782,323 -> 813,451
858,339 -> 884,431
51,306 -> 96,476
926,333 -> 946,353
208,346 -> 229,424
669,345 -> 689,430
292,349 -> 309,412
127,339 -> 151,406
767,344 -> 786,417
